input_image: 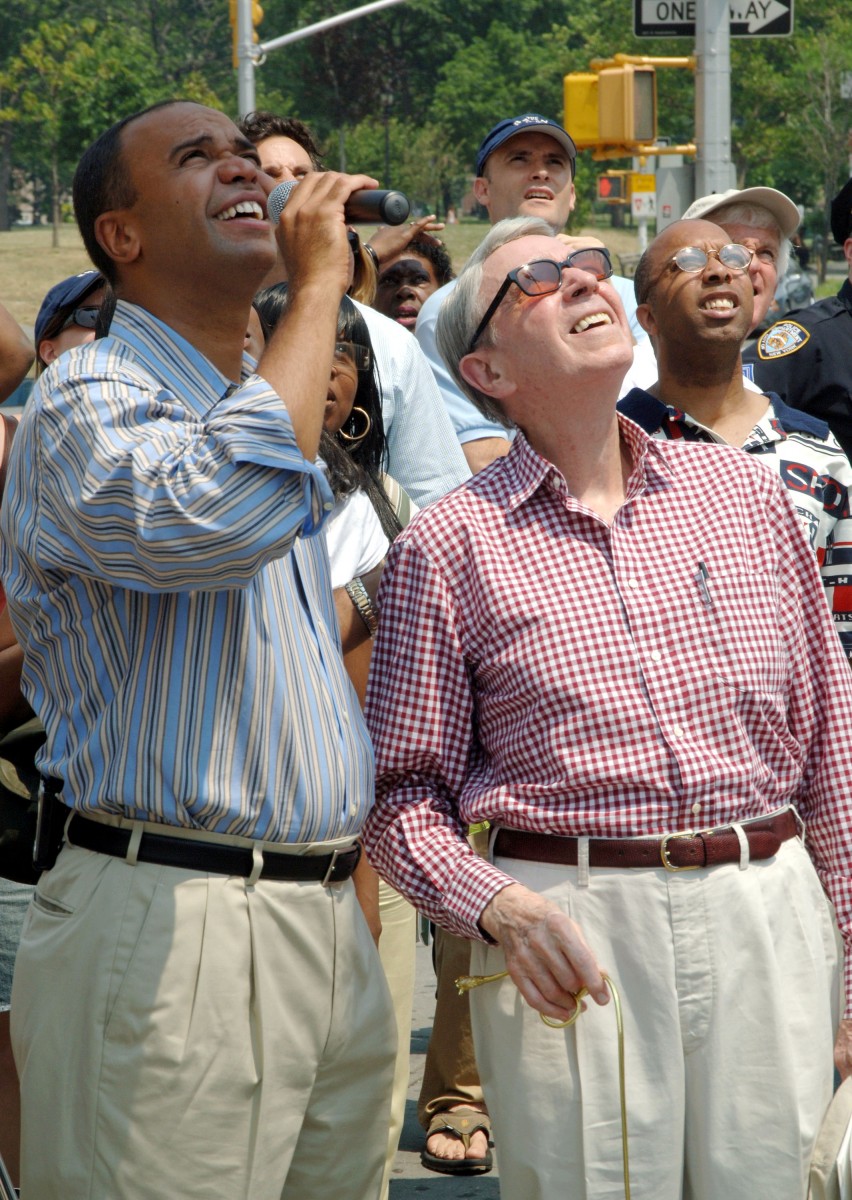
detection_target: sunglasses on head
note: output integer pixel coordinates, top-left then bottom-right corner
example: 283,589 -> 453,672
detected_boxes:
468,246 -> 613,353
60,304 -> 100,333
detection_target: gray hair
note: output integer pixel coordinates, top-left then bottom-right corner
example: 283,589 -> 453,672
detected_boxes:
436,216 -> 554,427
710,201 -> 791,275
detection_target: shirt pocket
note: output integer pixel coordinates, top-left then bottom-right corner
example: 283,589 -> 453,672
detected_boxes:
700,568 -> 786,695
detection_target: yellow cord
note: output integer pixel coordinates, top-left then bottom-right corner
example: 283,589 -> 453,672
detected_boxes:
455,970 -> 630,1199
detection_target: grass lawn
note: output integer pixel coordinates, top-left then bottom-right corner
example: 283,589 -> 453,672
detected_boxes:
2,218 -> 841,331
1,217 -> 650,331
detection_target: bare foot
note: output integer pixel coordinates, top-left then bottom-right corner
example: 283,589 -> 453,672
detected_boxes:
425,1104 -> 490,1162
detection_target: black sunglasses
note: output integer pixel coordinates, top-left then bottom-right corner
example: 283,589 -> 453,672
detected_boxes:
60,304 -> 100,333
468,247 -> 613,353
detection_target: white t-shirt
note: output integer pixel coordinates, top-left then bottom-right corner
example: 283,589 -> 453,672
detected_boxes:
324,488 -> 389,589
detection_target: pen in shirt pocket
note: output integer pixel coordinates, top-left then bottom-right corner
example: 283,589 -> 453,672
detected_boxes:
694,561 -> 713,609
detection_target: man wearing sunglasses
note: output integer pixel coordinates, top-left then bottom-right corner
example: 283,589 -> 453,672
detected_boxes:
619,218 -> 852,664
415,113 -> 648,474
363,215 -> 852,1200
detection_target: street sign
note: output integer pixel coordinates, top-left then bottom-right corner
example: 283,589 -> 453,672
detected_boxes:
630,172 -> 656,193
634,1 -> 793,38
631,191 -> 657,218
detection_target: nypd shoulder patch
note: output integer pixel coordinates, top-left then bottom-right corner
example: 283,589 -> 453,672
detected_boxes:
757,321 -> 810,360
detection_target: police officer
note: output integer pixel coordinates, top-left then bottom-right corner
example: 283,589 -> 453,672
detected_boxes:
744,178 -> 852,458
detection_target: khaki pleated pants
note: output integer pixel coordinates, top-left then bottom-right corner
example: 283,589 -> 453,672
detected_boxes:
471,834 -> 840,1200
11,839 -> 396,1200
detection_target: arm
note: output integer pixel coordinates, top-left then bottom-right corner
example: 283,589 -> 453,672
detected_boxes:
367,214 -> 445,268
762,478 -> 852,1069
363,534 -> 607,1019
0,302 -> 33,403
256,169 -> 379,462
0,602 -> 32,736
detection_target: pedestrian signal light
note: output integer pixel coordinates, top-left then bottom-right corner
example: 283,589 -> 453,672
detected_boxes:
598,65 -> 657,147
252,0 -> 264,33
598,174 -> 626,201
564,74 -> 600,150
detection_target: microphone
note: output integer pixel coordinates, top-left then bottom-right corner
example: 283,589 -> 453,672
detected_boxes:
267,180 -> 411,226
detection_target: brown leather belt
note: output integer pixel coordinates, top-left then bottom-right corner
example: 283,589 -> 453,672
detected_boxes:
493,809 -> 799,872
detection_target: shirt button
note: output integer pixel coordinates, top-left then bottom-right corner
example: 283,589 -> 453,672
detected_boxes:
627,578 -> 639,589
691,803 -> 701,816
673,725 -> 685,738
649,650 -> 662,662
323,501 -> 333,511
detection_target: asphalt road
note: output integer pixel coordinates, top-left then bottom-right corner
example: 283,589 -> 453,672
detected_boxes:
388,938 -> 500,1199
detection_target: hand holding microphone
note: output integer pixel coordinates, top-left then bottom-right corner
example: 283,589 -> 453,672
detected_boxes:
268,179 -> 410,226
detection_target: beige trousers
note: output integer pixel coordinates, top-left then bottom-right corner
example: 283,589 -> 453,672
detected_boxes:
377,879 -> 417,1200
11,841 -> 396,1200
471,835 -> 840,1200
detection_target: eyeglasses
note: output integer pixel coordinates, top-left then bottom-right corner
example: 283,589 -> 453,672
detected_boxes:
333,341 -> 371,373
668,244 -> 754,274
60,305 -> 100,333
468,247 -> 613,353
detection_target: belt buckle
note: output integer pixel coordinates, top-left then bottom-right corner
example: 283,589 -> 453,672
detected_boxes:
660,829 -> 702,872
321,848 -> 343,887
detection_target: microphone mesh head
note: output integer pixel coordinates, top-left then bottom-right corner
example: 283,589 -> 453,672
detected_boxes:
268,180 -> 299,226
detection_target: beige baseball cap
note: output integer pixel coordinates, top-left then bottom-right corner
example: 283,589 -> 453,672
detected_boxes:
682,186 -> 800,238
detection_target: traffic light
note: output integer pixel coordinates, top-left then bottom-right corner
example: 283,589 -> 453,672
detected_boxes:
598,65 -> 657,146
230,0 -> 238,69
229,0 -> 263,69
564,65 -> 657,151
563,74 -> 600,150
597,173 -> 627,202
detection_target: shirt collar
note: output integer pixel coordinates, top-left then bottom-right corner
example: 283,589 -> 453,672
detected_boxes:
501,412 -> 672,512
107,301 -> 244,413
618,385 -> 830,445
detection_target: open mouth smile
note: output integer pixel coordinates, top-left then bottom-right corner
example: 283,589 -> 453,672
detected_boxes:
570,313 -> 613,334
216,200 -> 265,221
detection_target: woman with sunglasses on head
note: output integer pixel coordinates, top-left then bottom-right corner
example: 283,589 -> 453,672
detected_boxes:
34,271 -> 105,373
254,284 -> 416,1200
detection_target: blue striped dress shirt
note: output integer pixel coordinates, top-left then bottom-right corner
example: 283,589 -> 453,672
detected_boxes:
0,301 -> 374,842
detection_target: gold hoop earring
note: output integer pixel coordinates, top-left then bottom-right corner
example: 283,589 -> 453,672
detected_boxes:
338,407 -> 371,446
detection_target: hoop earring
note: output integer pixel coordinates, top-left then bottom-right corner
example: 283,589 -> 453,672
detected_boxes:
338,407 -> 371,446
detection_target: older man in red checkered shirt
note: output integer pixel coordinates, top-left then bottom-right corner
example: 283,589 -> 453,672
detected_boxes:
363,216 -> 852,1200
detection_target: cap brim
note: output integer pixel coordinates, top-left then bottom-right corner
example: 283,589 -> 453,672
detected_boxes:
685,187 -> 800,239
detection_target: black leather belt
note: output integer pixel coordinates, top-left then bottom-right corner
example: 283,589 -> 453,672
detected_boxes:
66,812 -> 361,884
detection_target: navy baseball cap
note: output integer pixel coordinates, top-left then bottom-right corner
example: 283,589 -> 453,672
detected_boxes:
475,114 -> 577,179
830,178 -> 852,246
35,270 -> 103,346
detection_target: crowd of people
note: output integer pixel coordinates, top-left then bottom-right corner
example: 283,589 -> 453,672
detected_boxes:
0,96 -> 851,1200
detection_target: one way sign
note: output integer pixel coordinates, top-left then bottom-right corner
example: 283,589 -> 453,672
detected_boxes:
634,1 -> 794,38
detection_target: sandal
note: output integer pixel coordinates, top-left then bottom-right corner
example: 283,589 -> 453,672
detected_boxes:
420,1107 -> 493,1175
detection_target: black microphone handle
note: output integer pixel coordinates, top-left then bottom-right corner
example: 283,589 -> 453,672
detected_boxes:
267,181 -> 410,226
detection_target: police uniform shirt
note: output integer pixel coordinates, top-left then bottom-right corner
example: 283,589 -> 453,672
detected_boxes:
743,279 -> 852,461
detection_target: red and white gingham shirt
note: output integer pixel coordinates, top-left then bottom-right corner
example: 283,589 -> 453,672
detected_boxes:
364,416 -> 852,1010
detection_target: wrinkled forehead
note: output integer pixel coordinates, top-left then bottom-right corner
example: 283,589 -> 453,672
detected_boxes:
648,218 -> 734,268
122,102 -> 250,167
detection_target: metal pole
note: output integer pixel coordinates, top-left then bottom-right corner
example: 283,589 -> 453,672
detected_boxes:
237,0 -> 256,117
260,0 -> 412,54
694,0 -> 735,197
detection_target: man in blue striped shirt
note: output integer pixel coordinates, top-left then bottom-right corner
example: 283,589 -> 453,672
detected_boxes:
0,100 -> 394,1200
